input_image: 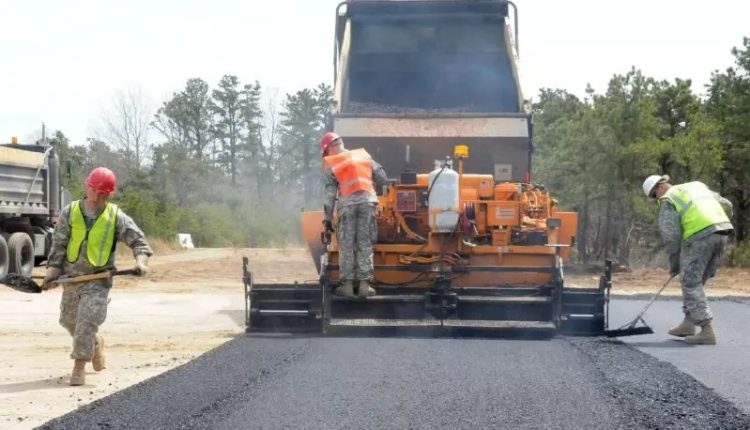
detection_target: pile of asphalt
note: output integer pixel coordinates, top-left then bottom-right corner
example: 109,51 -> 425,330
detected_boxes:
567,337 -> 750,429
347,101 -> 478,114
40,334 -> 750,430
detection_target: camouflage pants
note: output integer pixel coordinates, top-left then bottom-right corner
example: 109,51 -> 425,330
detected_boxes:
337,202 -> 377,281
59,281 -> 110,361
679,233 -> 728,325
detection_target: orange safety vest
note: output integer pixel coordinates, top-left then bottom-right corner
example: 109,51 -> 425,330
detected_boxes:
324,148 -> 375,196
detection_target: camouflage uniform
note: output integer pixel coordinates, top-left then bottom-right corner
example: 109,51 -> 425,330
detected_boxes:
48,201 -> 153,361
659,192 -> 733,325
324,158 -> 388,282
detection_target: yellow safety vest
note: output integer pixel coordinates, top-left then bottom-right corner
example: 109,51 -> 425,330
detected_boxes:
661,182 -> 730,240
66,200 -> 118,267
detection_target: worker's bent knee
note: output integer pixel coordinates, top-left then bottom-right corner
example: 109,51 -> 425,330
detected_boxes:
59,318 -> 76,336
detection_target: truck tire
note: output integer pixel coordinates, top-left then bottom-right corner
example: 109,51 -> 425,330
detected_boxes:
8,232 -> 34,276
0,236 -> 9,276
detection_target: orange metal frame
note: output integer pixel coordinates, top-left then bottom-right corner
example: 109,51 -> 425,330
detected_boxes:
301,163 -> 577,289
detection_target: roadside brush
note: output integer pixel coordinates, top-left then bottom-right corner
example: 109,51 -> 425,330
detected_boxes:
604,275 -> 677,338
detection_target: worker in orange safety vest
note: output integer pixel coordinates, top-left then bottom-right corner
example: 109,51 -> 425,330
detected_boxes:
320,132 -> 388,298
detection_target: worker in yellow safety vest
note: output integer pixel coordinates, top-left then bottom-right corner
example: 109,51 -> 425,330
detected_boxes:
42,167 -> 153,385
642,174 -> 734,345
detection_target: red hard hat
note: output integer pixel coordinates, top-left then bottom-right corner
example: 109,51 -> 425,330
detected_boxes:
85,167 -> 117,195
319,132 -> 341,155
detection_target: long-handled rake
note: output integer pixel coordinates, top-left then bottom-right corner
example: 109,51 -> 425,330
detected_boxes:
604,274 -> 677,337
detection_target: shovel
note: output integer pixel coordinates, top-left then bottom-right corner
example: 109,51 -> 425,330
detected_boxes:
604,274 -> 677,337
0,268 -> 140,294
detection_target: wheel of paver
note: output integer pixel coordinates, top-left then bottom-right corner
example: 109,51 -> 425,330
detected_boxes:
0,235 -> 9,277
8,232 -> 34,276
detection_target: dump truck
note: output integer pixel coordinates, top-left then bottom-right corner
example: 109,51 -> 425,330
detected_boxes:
0,136 -> 63,276
244,0 -> 610,335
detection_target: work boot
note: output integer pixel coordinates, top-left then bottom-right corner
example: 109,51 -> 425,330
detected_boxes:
668,318 -> 696,337
685,323 -> 717,345
358,280 -> 376,298
70,360 -> 86,386
93,335 -> 106,371
335,281 -> 355,297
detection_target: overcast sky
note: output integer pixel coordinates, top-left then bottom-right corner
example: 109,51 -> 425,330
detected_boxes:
1,0 -> 748,146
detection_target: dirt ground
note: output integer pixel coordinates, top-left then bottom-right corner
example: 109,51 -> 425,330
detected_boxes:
0,247 -> 747,430
567,265 -> 750,297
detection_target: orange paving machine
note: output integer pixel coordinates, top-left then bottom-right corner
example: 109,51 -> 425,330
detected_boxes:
243,0 -> 610,335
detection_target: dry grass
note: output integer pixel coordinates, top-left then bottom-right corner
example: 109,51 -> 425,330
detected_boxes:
147,237 -> 183,254
114,236 -> 182,261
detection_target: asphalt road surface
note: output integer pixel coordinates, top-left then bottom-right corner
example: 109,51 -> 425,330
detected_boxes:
40,325 -> 750,430
609,296 -> 750,415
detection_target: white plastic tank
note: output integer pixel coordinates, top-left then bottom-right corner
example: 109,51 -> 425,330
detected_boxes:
428,160 -> 460,233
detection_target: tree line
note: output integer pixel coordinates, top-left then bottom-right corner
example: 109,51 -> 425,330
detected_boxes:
533,38 -> 750,266
49,77 -> 332,247
46,38 -> 749,266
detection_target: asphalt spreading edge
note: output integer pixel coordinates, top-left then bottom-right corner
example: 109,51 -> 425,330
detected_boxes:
566,337 -> 750,430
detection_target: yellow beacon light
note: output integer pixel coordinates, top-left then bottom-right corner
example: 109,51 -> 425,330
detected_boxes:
454,144 -> 469,158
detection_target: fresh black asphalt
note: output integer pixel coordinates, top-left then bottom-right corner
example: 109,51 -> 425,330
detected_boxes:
40,326 -> 750,430
610,296 -> 750,415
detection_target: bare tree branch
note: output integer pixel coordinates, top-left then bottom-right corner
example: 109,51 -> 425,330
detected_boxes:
96,86 -> 154,168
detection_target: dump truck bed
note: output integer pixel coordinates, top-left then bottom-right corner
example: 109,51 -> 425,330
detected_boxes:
0,145 -> 56,216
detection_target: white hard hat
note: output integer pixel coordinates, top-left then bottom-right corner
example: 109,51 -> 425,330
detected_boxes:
642,174 -> 669,198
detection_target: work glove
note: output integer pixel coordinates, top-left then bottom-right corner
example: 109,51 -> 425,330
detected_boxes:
135,254 -> 150,277
322,220 -> 334,233
42,266 -> 63,290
